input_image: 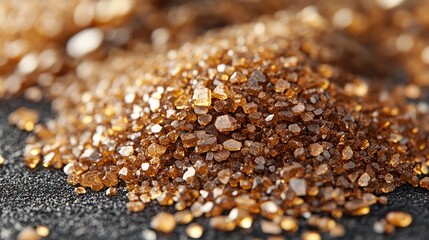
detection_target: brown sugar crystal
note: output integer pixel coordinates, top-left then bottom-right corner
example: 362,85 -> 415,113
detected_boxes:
186,223 -> 204,239
10,4 -> 429,239
75,187 -> 87,195
419,177 -> 429,190
150,212 -> 176,233
214,115 -> 237,132
358,173 -> 371,187
35,226 -> 49,238
17,227 -> 40,240
288,124 -> 301,135
192,87 -> 212,107
289,178 -> 307,196
342,146 -> 353,160
175,210 -> 194,224
106,187 -> 118,197
8,107 -> 40,132
126,201 -> 145,212
222,139 -> 242,151
309,143 -> 324,157
386,211 -> 413,228
301,231 -> 321,240
280,216 -> 299,232
142,229 -> 157,240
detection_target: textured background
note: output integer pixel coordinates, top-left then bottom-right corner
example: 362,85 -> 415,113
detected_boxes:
1,98 -> 429,240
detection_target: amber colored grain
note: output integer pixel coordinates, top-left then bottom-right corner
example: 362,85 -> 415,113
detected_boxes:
386,211 -> 413,228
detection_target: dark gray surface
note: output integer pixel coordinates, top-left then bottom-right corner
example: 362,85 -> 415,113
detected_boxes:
1,98 -> 429,240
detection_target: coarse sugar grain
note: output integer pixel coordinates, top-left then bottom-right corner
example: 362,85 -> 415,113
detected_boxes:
150,212 -> 176,233
35,226 -> 49,238
17,227 -> 40,240
8,107 -> 40,132
186,223 -> 204,239
386,211 -> 413,228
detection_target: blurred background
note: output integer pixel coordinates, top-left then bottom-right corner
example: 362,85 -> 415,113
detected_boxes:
1,0 -> 429,100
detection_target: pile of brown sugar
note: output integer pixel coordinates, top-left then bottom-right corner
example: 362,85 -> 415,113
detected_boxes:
9,6 -> 428,239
